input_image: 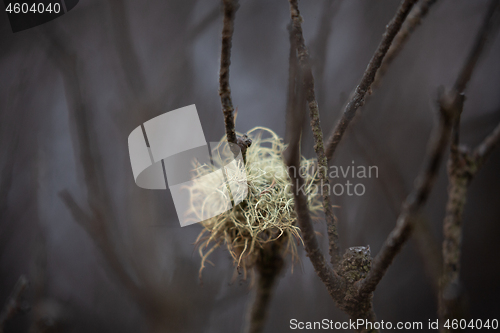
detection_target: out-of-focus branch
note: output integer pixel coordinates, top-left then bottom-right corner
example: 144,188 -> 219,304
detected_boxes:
373,0 -> 438,87
41,26 -> 178,326
452,0 -> 500,95
474,121 -> 500,165
58,191 -> 146,306
288,0 -> 340,266
0,111 -> 22,221
358,96 -> 455,297
187,4 -> 221,41
411,214 -> 442,291
325,0 -> 418,162
0,275 -> 29,333
219,0 -> 239,145
106,0 -> 146,97
45,24 -> 143,296
310,0 -> 340,110
0,73 -> 29,221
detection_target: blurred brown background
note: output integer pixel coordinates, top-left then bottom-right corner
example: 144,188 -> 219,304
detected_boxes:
1,0 -> 499,332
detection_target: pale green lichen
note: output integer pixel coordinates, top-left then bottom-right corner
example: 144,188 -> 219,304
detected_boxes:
339,246 -> 372,284
190,127 -> 323,279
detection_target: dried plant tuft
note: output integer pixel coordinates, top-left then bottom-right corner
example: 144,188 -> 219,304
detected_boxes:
189,127 -> 322,280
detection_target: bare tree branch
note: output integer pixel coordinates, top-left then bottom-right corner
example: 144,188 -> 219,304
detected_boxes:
41,27 -> 182,329
439,114 -> 500,330
474,120 -> 500,165
187,3 -> 221,41
453,0 -> 500,95
325,0 -> 418,162
106,0 -> 147,98
281,17 -> 385,329
0,275 -> 28,333
374,0 -> 438,87
439,2 -> 500,327
219,0 -> 239,145
411,214 -> 442,292
288,0 -> 340,265
58,190 -> 148,307
310,0 -> 341,110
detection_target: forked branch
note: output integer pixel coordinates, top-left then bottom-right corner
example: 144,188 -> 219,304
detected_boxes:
440,1 -> 500,327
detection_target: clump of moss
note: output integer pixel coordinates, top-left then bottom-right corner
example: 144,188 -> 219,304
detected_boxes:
190,127 -> 322,279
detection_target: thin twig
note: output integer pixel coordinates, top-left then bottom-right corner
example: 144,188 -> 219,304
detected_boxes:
325,0 -> 418,162
358,97 -> 455,297
187,4 -> 221,41
0,275 -> 29,333
58,191 -> 146,305
373,0 -> 438,87
310,0 -> 341,110
107,0 -> 147,97
288,0 -> 340,265
452,0 -> 500,94
42,26 -> 168,319
474,121 -> 500,165
219,0 -> 239,145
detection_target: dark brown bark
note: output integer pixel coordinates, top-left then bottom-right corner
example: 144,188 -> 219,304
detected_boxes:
219,0 -> 239,145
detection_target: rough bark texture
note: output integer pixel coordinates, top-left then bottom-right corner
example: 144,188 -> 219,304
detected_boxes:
219,0 -> 239,145
438,2 -> 500,330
